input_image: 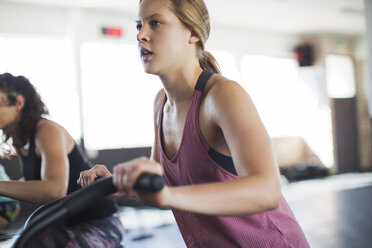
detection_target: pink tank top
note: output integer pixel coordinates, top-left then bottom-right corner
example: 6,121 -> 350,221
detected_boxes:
157,71 -> 310,248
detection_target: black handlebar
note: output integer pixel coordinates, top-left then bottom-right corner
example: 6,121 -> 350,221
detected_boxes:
134,173 -> 165,192
12,173 -> 164,248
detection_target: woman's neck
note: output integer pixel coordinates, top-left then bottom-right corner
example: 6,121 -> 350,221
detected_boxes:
159,65 -> 203,106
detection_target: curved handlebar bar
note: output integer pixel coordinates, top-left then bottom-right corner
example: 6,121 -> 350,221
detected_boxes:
12,173 -> 164,248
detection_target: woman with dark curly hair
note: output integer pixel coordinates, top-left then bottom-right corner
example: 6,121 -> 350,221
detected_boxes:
0,72 -> 124,247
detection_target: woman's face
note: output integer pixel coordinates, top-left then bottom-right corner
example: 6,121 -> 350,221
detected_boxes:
0,91 -> 19,130
136,0 -> 196,75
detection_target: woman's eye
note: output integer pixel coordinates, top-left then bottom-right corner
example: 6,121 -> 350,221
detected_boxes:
150,20 -> 161,28
136,24 -> 142,31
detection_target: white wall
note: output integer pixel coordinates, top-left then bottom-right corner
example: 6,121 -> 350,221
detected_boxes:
1,1 -> 367,64
0,2 -> 68,37
0,1 -> 302,56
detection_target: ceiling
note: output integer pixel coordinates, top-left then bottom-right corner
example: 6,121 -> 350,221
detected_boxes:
1,0 -> 366,36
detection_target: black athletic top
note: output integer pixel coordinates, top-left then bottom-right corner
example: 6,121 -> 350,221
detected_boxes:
21,134 -> 90,194
20,130 -> 118,224
208,147 -> 237,176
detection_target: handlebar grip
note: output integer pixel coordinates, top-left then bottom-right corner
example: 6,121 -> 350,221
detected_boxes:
133,173 -> 165,192
78,173 -> 165,193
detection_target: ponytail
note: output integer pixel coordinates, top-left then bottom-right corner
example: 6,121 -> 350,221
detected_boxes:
199,50 -> 221,74
159,0 -> 220,74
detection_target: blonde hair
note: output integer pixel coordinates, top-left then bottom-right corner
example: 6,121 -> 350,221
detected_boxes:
140,0 -> 221,74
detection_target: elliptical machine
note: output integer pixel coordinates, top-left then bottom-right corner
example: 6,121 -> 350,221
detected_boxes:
12,173 -> 165,248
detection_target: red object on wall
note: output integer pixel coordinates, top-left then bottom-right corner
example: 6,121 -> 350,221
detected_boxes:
102,27 -> 123,37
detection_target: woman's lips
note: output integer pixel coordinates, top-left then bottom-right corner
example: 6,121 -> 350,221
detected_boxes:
140,48 -> 153,61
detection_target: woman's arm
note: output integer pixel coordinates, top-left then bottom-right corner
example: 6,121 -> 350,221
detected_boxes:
0,121 -> 71,203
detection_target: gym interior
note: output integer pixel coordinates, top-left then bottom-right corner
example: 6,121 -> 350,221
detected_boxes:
0,0 -> 371,247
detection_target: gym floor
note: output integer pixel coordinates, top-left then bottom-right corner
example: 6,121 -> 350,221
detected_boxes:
1,172 -> 371,248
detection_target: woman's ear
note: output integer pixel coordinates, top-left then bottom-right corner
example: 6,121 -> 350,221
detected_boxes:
189,31 -> 200,44
15,95 -> 25,111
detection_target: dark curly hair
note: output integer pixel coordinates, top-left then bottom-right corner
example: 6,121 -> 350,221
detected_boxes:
0,73 -> 49,153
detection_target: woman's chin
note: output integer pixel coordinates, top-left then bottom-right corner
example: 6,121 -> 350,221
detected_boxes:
143,66 -> 159,75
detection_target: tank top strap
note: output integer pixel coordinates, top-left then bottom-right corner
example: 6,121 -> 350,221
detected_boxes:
29,129 -> 36,155
191,70 -> 214,151
194,70 -> 214,92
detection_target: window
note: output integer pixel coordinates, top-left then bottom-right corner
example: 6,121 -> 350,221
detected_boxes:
0,38 -> 7,72
0,36 -> 80,140
210,50 -> 242,82
241,55 -> 333,167
326,54 -> 356,98
81,42 -> 162,150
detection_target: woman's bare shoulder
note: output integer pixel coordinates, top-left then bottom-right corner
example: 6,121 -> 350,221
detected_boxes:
36,120 -> 66,136
204,74 -> 248,104
35,119 -> 74,149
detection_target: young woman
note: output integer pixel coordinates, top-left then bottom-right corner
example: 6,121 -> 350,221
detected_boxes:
80,0 -> 310,247
0,73 -> 124,247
